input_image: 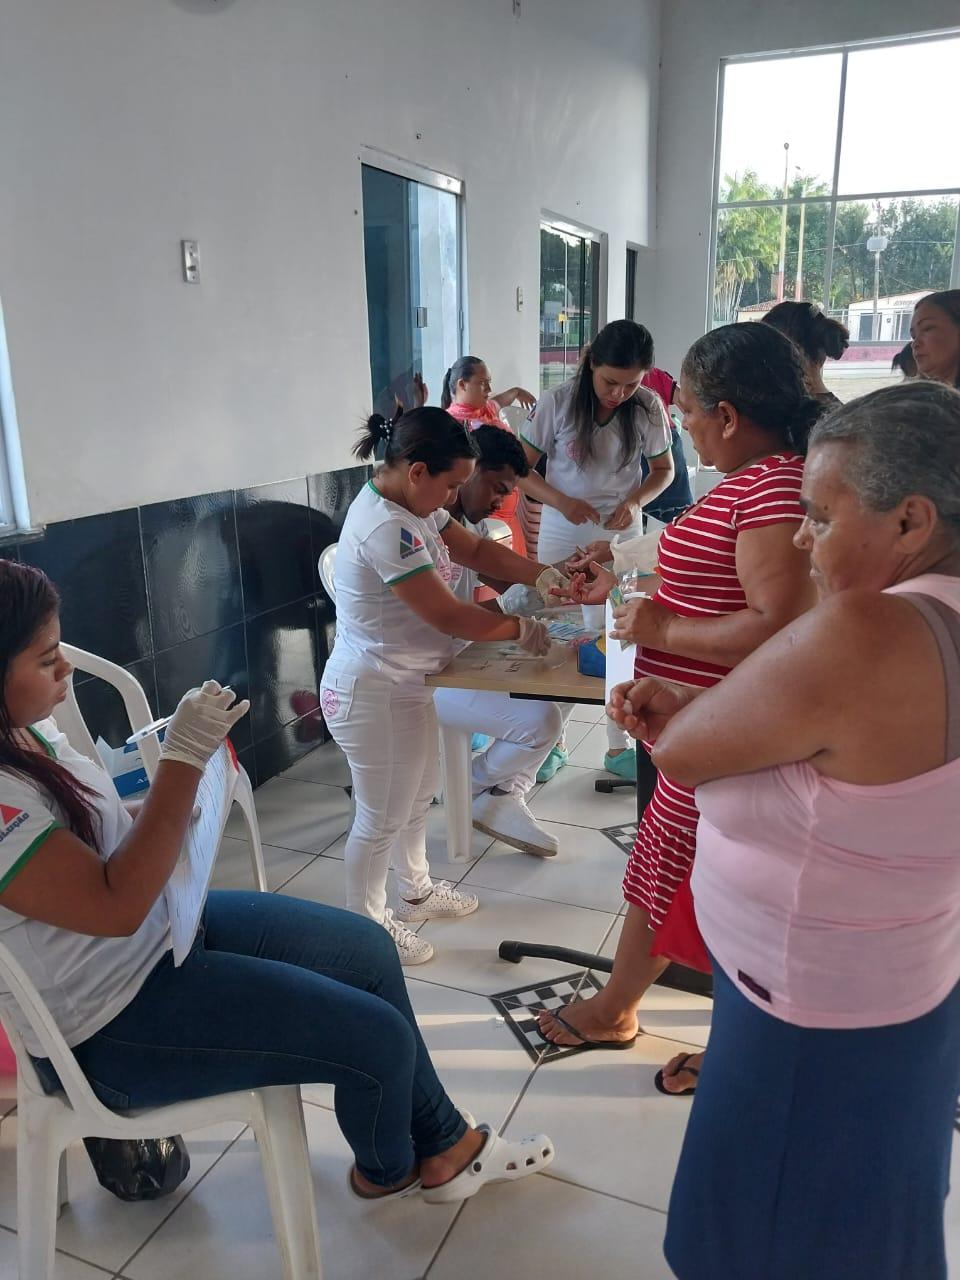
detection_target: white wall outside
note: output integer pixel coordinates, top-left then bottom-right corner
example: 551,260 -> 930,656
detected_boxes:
0,0 -> 659,523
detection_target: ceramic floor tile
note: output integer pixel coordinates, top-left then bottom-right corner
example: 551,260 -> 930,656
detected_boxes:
461,822 -> 628,913
529,764 -> 636,829
303,978 -> 536,1124
209,834 -> 316,893
125,1103 -> 459,1280
944,1139 -> 960,1274
315,819 -> 494,886
277,853 -> 347,911
0,1117 -> 244,1274
567,721 -> 620,769
503,1032 -> 698,1211
283,740 -> 353,790
225,777 -> 351,855
557,717 -> 594,756
0,1227 -> 116,1278
566,702 -> 605,724
414,888 -> 618,997
427,1173 -> 672,1280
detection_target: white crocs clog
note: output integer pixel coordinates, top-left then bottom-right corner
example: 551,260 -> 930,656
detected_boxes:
421,1124 -> 555,1204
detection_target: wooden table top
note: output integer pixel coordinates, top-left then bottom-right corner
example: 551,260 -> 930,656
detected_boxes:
425,640 -> 605,703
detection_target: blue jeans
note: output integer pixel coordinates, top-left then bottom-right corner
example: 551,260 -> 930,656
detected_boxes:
37,892 -> 466,1187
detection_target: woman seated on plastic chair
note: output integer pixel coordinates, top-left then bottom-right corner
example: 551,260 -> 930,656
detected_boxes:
0,559 -> 553,1204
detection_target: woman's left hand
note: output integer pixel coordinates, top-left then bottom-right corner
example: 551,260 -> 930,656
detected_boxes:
550,562 -> 616,605
513,386 -> 537,410
611,597 -> 672,648
603,500 -> 640,532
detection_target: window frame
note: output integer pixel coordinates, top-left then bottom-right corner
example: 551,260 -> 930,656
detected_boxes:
0,295 -> 31,539
708,31 -> 960,335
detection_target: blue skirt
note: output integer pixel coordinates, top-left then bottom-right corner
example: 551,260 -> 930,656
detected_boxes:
665,962 -> 960,1280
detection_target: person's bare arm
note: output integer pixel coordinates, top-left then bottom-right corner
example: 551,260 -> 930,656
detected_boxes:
492,386 -> 536,410
441,518 -> 544,587
517,442 -> 601,524
650,591 -> 945,788
604,453 -> 675,531
391,567 -> 521,642
611,522 -> 815,667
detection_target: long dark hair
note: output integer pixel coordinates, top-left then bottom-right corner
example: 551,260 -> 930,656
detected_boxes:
441,356 -> 485,409
761,301 -> 849,364
681,323 -> 823,456
570,320 -> 655,467
353,405 -> 479,473
0,561 -> 101,849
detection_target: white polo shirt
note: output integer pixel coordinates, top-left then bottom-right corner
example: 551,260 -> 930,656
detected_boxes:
328,480 -> 461,683
0,720 -> 172,1055
521,379 -> 671,520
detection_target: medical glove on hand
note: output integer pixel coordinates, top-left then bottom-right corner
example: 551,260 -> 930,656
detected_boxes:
160,680 -> 250,773
516,617 -> 551,657
496,584 -> 543,617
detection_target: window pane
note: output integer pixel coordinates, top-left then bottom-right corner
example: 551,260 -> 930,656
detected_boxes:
718,54 -> 842,198
838,37 -> 960,194
539,224 -> 596,392
823,194 -> 959,400
713,201 -> 828,327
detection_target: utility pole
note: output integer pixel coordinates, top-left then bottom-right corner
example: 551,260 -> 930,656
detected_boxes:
776,141 -> 790,303
794,167 -> 805,300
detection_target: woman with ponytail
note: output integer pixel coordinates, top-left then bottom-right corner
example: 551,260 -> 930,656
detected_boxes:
441,356 -> 535,556
321,407 -> 568,964
539,324 -> 820,1087
762,300 -> 850,409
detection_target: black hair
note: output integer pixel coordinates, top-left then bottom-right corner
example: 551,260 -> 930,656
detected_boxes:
353,405 -> 479,473
761,301 -> 850,365
0,561 -> 101,850
570,319 -> 656,467
680,323 -> 822,456
892,343 -> 918,378
469,424 -> 530,477
915,291 -> 960,388
441,356 -> 486,409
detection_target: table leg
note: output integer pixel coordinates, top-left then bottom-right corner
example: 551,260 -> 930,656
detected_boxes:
439,724 -> 473,862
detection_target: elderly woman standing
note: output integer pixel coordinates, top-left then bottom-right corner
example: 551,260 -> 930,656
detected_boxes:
612,380 -> 960,1279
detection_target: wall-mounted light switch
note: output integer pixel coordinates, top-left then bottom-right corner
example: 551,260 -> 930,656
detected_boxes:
181,240 -> 200,284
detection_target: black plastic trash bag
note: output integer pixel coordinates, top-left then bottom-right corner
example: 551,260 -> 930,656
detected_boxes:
82,1135 -> 190,1202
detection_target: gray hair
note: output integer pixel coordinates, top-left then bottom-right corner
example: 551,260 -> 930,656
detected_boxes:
808,381 -> 960,538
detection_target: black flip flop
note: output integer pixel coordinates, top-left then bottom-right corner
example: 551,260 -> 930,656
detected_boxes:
654,1052 -> 700,1096
539,1009 -> 638,1052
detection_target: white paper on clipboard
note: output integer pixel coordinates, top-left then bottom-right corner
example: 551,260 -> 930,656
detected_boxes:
604,597 -> 637,706
164,743 -> 238,965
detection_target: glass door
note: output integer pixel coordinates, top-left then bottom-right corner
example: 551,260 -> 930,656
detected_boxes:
539,221 -> 600,392
361,164 -> 461,419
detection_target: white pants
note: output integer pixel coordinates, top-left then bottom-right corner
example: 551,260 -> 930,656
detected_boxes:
537,511 -> 637,752
320,663 -> 436,922
433,689 -> 562,796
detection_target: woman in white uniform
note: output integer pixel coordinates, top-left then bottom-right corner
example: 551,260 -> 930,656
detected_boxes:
321,408 -> 563,964
520,320 -> 674,779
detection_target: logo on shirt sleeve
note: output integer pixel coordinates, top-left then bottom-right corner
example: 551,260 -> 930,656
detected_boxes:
399,527 -> 425,560
0,805 -> 29,842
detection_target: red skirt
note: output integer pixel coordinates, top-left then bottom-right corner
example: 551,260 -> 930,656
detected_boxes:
622,773 -> 710,973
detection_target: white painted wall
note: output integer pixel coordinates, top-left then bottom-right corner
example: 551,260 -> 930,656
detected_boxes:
653,1 -> 959,376
0,0 -> 658,523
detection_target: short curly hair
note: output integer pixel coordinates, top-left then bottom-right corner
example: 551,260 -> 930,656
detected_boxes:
469,424 -> 530,478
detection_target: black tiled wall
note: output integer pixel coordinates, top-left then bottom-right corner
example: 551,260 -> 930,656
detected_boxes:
6,467 -> 368,788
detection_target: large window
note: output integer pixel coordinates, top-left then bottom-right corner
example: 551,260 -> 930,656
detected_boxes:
539,220 -> 601,392
711,34 -> 960,399
0,296 -> 29,537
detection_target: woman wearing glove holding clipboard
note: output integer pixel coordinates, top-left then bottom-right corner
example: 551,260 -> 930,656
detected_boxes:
0,559 -> 555,1206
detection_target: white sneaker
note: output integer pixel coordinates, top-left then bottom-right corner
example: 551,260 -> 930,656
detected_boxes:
395,881 -> 479,923
382,909 -> 434,965
471,790 -> 559,857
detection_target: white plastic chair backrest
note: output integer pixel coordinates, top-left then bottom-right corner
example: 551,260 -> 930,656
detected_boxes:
0,939 -> 122,1123
318,544 -> 337,603
484,516 -> 512,546
58,644 -> 161,778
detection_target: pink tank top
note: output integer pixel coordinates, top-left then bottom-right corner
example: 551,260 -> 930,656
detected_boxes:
692,573 -> 960,1029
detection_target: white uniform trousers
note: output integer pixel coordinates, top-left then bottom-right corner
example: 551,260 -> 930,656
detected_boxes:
432,688 -> 562,796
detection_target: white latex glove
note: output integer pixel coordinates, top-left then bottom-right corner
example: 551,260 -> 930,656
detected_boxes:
516,617 -> 551,657
160,680 -> 250,773
496,583 -> 543,617
535,565 -> 571,605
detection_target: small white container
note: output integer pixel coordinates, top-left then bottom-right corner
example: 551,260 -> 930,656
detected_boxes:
581,603 -> 606,632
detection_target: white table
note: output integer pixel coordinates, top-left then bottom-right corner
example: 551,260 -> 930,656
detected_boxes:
425,638 -> 606,861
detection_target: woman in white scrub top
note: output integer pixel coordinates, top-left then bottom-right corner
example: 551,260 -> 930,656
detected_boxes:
520,320 -> 674,776
320,408 -> 564,965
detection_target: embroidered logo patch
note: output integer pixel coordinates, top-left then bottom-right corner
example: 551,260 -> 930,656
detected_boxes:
320,689 -> 340,718
0,805 -> 28,843
399,527 -> 425,560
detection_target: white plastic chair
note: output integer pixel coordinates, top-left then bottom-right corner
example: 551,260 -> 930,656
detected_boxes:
0,942 -> 322,1279
57,645 -> 268,893
318,544 -> 337,602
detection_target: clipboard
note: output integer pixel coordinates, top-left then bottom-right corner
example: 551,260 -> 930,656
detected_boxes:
163,741 -> 239,965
